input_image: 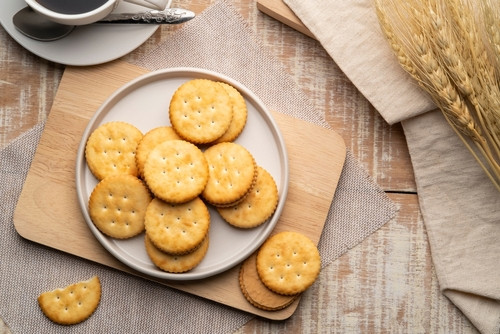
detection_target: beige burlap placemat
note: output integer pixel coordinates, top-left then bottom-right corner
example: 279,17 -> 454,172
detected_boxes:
284,0 -> 500,333
0,1 -> 396,332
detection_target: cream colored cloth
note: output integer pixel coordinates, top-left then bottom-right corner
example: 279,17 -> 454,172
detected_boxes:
284,0 -> 435,125
403,112 -> 500,334
284,0 -> 500,333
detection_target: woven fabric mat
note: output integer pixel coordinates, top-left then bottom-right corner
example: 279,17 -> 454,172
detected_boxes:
0,1 -> 396,332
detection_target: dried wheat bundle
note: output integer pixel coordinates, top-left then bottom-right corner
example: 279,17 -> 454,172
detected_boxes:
374,0 -> 500,191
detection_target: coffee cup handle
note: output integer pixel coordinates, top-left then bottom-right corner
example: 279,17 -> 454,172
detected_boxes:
122,0 -> 169,10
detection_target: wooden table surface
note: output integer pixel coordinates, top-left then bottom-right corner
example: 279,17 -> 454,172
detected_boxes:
0,0 -> 479,332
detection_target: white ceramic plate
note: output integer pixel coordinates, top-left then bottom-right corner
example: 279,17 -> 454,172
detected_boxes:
0,0 -> 170,66
75,68 -> 289,280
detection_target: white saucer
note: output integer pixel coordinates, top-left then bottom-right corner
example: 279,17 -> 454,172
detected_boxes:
0,0 -> 171,66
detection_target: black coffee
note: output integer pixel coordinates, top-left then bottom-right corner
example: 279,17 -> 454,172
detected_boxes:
35,0 -> 109,14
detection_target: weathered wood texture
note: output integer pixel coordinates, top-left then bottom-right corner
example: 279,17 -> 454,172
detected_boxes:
0,0 -> 478,332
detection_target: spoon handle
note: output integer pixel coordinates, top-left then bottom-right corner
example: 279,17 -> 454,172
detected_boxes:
98,8 -> 195,24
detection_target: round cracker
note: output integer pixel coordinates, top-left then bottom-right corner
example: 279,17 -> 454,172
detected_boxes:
217,166 -> 278,228
89,174 -> 152,239
169,79 -> 233,144
145,234 -> 209,273
85,121 -> 143,180
143,140 -> 208,204
144,197 -> 210,255
135,126 -> 181,178
256,231 -> 321,295
239,254 -> 298,311
202,142 -> 257,206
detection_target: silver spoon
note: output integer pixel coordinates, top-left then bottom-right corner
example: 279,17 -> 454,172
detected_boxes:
13,7 -> 75,42
13,6 -> 196,42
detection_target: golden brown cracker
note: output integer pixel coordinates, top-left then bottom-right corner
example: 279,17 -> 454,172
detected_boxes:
217,166 -> 278,228
202,142 -> 257,206
88,174 -> 152,239
239,254 -> 298,311
145,234 -> 209,273
169,79 -> 232,144
212,82 -> 247,143
85,121 -> 143,180
143,140 -> 208,204
135,126 -> 181,178
144,197 -> 210,255
38,276 -> 101,325
256,231 -> 321,295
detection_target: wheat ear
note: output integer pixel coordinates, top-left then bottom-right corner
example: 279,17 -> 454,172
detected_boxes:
375,0 -> 500,190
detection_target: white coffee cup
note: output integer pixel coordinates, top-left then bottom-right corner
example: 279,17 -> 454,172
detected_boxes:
24,0 -> 171,25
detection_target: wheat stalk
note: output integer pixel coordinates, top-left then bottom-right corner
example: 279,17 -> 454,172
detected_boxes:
445,0 -> 500,181
374,1 -> 419,79
374,0 -> 500,191
448,0 -> 500,149
480,0 -> 500,74
478,0 -> 500,145
431,0 -> 500,176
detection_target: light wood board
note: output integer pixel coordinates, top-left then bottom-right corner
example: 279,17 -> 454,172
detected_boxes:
13,60 -> 345,320
257,0 -> 314,38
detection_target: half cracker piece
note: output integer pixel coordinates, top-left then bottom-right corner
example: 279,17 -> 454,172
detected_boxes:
38,276 -> 101,325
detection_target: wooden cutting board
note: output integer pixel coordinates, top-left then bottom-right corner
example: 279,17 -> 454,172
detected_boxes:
257,0 -> 314,38
13,60 -> 345,320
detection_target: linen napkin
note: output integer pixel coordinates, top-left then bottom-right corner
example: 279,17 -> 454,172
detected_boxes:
283,0 -> 500,333
284,0 -> 435,125
0,1 -> 396,332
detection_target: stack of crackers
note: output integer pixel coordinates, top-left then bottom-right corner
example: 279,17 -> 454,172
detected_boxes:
239,231 -> 321,311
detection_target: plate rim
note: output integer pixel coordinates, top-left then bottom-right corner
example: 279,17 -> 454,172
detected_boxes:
75,67 -> 289,281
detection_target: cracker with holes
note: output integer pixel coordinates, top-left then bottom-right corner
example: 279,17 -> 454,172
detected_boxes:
38,276 -> 101,325
212,82 -> 248,143
85,121 -> 143,180
143,140 -> 208,204
239,253 -> 298,311
217,166 -> 278,228
256,231 -> 321,295
169,79 -> 233,144
144,197 -> 210,255
89,174 -> 152,239
135,126 -> 181,178
145,234 -> 209,273
202,142 -> 257,207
